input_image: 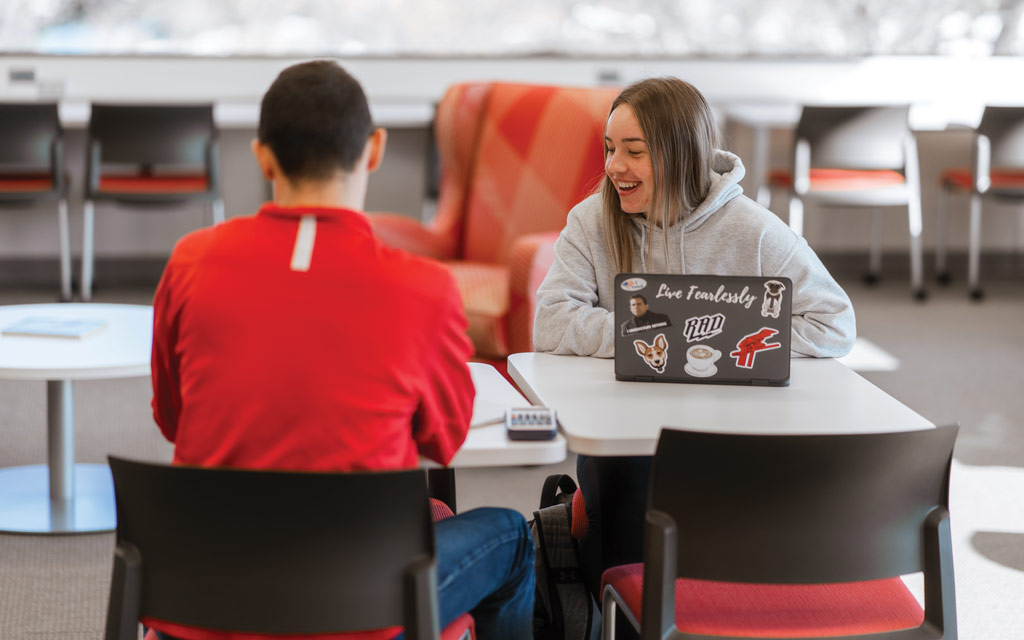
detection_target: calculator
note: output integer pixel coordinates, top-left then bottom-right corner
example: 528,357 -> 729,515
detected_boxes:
505,407 -> 558,441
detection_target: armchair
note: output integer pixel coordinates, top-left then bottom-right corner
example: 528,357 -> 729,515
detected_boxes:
369,82 -> 618,358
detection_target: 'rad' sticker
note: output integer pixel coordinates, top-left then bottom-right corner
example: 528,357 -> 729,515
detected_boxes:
760,280 -> 786,319
633,333 -> 668,374
731,327 -> 782,369
682,313 -> 725,343
620,277 -> 647,291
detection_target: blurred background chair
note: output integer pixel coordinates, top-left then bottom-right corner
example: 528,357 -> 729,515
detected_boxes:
369,82 -> 617,361
601,425 -> 958,640
0,103 -> 72,301
936,106 -> 1024,300
83,105 -> 223,301
105,457 -> 473,640
767,106 -> 926,300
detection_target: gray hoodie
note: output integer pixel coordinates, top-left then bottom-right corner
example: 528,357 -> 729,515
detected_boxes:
533,150 -> 856,358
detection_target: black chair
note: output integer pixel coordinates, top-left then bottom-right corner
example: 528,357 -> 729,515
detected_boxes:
105,456 -> 471,640
83,105 -> 224,301
0,103 -> 72,301
601,425 -> 959,640
767,106 -> 926,300
937,106 -> 1024,299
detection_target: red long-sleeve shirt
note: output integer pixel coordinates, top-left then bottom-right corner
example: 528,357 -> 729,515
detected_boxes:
148,203 -> 474,640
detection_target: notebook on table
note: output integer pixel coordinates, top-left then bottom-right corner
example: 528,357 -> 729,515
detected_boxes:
614,273 -> 792,386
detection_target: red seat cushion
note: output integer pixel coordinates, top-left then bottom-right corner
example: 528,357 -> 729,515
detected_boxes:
0,174 -> 54,193
570,488 -> 587,540
440,612 -> 475,640
940,167 -> 1024,191
98,175 -> 209,194
602,563 -> 924,638
768,168 -> 906,191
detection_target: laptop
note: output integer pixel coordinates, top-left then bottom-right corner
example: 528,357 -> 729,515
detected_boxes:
614,273 -> 792,386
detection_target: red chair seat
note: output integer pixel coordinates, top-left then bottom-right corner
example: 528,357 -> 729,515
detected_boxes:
98,175 -> 209,194
939,167 -> 1024,192
143,613 -> 474,640
602,563 -> 924,638
0,174 -> 54,193
768,168 -> 906,191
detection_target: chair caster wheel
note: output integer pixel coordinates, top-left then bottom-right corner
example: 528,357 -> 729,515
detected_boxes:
969,288 -> 985,301
913,289 -> 928,302
863,273 -> 880,286
936,272 -> 952,285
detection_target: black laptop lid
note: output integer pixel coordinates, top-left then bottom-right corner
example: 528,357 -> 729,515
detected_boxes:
614,273 -> 792,386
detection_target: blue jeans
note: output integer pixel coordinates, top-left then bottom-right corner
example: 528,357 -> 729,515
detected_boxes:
154,506 -> 534,640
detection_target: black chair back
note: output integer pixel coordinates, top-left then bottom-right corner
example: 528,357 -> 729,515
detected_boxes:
796,105 -> 910,171
643,425 -> 958,639
86,105 -> 218,197
0,103 -> 64,198
105,457 -> 440,640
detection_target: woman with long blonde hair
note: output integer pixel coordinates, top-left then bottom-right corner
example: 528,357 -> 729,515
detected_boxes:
533,77 -> 855,598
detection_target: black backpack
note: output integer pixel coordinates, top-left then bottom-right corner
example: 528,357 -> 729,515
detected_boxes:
530,474 -> 600,640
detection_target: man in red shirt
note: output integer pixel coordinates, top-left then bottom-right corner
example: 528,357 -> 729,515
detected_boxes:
150,60 -> 533,640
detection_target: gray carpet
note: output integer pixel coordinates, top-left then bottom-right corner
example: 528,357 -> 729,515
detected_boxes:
0,261 -> 1022,639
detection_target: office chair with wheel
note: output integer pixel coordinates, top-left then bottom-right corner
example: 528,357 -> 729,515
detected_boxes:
83,105 -> 224,301
0,103 -> 72,301
767,105 -> 926,300
601,425 -> 959,640
105,457 -> 474,640
936,106 -> 1024,300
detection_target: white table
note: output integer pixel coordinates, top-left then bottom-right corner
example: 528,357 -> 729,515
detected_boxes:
426,363 -> 567,510
0,303 -> 153,534
508,353 -> 933,457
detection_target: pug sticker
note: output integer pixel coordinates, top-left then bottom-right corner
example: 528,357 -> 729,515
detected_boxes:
634,333 -> 669,374
761,280 -> 786,319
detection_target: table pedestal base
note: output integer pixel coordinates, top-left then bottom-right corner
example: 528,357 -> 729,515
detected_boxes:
0,464 -> 115,534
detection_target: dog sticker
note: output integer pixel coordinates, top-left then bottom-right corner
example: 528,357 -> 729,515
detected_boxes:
634,333 -> 669,374
761,280 -> 786,318
731,327 -> 782,369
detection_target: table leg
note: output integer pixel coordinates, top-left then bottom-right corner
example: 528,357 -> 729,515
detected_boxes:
0,379 -> 115,534
427,468 -> 457,514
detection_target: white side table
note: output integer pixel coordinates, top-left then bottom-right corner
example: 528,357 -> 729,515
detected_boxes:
0,303 -> 152,534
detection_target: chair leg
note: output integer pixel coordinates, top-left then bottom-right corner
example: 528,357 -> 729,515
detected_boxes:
788,196 -> 804,237
602,587 -> 618,640
908,188 -> 927,301
865,208 -> 883,285
57,198 -> 72,302
936,187 -> 951,284
210,197 -> 225,225
968,193 -> 984,300
82,200 -> 95,302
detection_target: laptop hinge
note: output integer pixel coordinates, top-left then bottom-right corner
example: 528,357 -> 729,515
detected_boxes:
751,379 -> 771,387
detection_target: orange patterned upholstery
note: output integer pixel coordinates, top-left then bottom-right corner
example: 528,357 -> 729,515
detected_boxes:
370,83 -> 617,358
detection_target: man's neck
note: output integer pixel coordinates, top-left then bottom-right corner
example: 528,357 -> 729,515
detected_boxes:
271,174 -> 366,211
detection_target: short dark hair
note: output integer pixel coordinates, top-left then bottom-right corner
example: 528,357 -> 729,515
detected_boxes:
630,294 -> 648,304
258,60 -> 374,181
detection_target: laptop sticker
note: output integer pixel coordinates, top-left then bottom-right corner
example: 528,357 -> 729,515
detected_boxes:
760,280 -> 786,318
621,294 -> 672,336
684,345 -> 721,377
682,313 -> 726,343
731,327 -> 782,369
633,333 -> 669,374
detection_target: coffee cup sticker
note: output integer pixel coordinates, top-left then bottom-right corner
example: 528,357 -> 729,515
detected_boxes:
685,344 -> 721,378
634,333 -> 669,374
761,280 -> 786,318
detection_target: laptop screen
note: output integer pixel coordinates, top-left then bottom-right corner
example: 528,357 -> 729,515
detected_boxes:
614,273 -> 792,386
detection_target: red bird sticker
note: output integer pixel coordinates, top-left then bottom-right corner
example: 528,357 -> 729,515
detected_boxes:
731,327 -> 782,369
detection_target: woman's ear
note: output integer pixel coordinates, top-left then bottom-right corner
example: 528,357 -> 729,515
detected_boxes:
365,128 -> 388,173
